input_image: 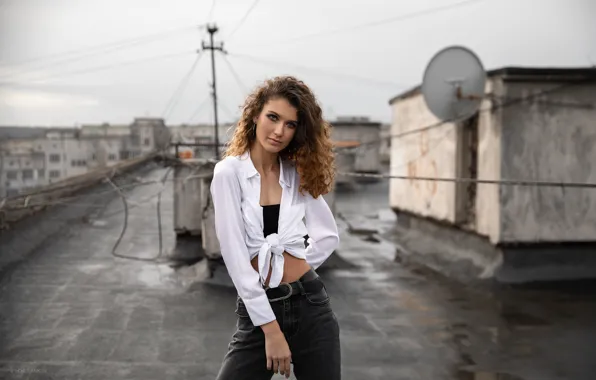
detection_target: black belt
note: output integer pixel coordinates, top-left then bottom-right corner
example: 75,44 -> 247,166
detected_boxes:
265,268 -> 323,302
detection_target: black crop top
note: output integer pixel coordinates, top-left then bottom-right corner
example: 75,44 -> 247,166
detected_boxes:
262,204 -> 280,237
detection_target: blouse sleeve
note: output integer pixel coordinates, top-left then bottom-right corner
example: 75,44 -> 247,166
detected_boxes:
210,160 -> 276,326
303,193 -> 340,269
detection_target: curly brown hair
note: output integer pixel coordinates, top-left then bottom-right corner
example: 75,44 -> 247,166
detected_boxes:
224,76 -> 335,198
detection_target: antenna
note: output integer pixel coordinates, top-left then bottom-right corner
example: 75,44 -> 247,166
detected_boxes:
421,45 -> 486,121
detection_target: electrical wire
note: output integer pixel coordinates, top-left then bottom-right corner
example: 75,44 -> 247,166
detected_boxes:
162,52 -> 204,119
1,51 -> 195,86
226,0 -> 261,41
218,99 -> 239,121
206,0 -> 217,23
108,167 -> 172,262
337,171 -> 596,189
221,54 -> 249,96
0,25 -> 198,81
187,96 -> 212,123
240,0 -> 487,47
228,53 -> 410,89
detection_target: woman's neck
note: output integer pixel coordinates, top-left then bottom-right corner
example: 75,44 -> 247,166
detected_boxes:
250,142 -> 278,174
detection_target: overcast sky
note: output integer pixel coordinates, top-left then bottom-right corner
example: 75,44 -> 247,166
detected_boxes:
0,0 -> 594,127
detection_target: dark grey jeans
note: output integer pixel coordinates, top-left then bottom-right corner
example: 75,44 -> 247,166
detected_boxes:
215,276 -> 341,380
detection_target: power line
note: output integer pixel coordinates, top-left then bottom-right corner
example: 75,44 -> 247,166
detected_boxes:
187,96 -> 212,123
221,54 -> 249,96
107,168 -> 173,262
337,171 -> 596,189
206,0 -> 217,23
226,0 -> 261,41
0,50 -> 195,86
162,52 -> 204,119
0,25 -> 198,80
228,53 -> 410,89
237,0 -> 486,46
218,99 -> 239,121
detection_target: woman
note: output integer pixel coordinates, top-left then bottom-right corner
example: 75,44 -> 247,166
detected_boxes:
210,76 -> 341,380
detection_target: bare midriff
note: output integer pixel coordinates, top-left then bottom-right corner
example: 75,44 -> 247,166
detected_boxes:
250,251 -> 311,287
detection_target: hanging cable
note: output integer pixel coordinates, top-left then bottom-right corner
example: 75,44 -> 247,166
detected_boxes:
337,171 -> 596,189
187,96 -> 212,123
218,99 -> 239,121
108,167 -> 172,262
0,25 -> 198,81
162,52 -> 204,119
221,54 -> 249,96
238,0 -> 486,47
206,0 -> 217,23
1,50 -> 195,86
226,0 -> 261,41
228,53 -> 410,89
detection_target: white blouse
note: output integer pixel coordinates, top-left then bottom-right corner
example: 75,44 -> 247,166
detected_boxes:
210,151 -> 340,326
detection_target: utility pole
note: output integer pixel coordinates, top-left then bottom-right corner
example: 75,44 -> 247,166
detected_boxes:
202,24 -> 225,160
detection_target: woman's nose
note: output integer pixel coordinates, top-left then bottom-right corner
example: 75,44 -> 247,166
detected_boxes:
273,123 -> 284,136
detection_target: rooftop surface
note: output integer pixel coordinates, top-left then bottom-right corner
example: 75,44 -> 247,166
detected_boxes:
1,161 -> 595,379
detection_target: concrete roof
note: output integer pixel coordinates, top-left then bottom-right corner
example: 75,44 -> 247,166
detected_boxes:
388,66 -> 596,105
1,159 -> 596,379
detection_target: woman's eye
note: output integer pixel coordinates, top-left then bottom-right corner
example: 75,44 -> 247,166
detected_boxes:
267,114 -> 278,121
286,123 -> 297,129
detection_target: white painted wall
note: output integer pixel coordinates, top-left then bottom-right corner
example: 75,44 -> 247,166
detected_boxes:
389,76 -> 596,245
389,93 -> 459,222
39,136 -> 68,183
0,149 -> 45,195
63,139 -> 94,177
473,79 -> 504,244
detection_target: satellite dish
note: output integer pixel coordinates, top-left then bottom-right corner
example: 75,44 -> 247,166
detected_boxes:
422,45 -> 486,121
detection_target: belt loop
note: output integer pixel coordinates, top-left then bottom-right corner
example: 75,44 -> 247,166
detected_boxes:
296,280 -> 306,295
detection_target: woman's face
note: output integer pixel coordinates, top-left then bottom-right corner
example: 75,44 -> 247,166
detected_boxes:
253,97 -> 298,154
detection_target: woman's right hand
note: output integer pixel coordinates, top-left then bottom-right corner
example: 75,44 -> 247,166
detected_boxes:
262,322 -> 292,378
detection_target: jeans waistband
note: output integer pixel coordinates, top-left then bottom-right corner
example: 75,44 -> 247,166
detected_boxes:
265,268 -> 323,302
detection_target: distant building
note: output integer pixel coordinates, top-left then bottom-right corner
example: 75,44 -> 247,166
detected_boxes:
330,116 -> 382,187
388,66 -> 596,281
169,122 -> 236,159
0,118 -> 171,197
